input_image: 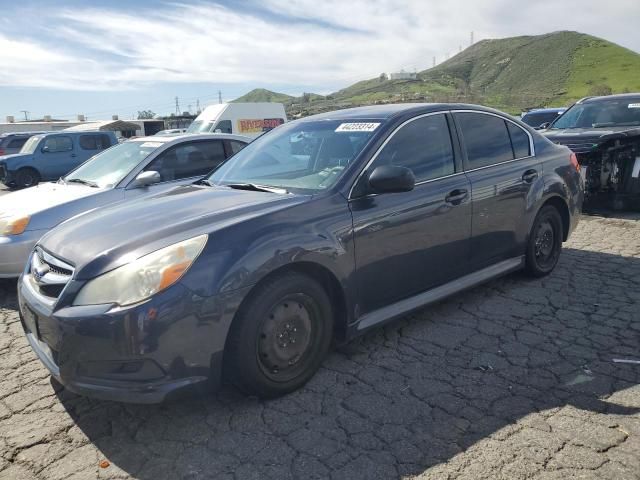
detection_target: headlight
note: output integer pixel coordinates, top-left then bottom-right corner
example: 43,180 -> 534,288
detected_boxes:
0,216 -> 30,236
73,235 -> 208,307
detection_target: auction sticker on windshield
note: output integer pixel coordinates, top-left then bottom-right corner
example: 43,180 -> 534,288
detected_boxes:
335,123 -> 380,132
140,142 -> 163,148
628,103 -> 640,109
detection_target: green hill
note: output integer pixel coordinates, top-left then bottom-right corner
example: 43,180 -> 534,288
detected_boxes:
232,88 -> 294,104
233,31 -> 640,116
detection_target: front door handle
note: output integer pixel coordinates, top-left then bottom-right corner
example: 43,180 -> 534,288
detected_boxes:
522,169 -> 538,183
445,188 -> 468,205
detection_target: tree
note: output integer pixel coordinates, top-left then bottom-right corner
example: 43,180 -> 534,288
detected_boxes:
137,110 -> 156,119
587,84 -> 612,97
379,73 -> 388,82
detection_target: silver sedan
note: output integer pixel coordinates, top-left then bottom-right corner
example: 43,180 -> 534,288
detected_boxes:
0,133 -> 250,278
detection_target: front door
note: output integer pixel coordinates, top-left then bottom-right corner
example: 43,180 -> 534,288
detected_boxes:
350,113 -> 472,315
39,135 -> 76,180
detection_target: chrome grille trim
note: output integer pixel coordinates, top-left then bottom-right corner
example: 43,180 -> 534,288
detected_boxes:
29,247 -> 74,299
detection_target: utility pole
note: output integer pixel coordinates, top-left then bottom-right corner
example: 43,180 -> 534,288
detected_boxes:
470,31 -> 474,46
187,104 -> 192,114
20,110 -> 29,121
459,45 -> 462,53
196,99 -> 200,113
432,56 -> 436,68
218,90 -> 222,104
175,96 -> 180,115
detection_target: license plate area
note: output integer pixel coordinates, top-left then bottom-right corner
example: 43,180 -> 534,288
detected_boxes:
23,306 -> 39,337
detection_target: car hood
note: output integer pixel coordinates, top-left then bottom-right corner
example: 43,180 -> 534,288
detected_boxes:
543,126 -> 640,152
0,182 -> 102,224
39,185 -> 308,279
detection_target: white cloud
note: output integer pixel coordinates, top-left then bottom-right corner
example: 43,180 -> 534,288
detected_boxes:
0,0 -> 637,92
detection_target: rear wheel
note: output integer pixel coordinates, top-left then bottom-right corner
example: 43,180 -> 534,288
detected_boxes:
525,205 -> 563,277
225,271 -> 333,398
15,168 -> 40,188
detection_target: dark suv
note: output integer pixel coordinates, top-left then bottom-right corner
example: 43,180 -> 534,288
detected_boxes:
18,104 -> 583,403
0,132 -> 43,156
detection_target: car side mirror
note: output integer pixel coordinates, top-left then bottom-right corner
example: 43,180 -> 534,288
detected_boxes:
41,146 -> 50,153
538,122 -> 551,130
368,165 -> 415,194
134,170 -> 161,187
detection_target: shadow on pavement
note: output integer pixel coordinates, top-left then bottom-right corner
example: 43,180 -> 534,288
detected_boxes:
3,245 -> 639,479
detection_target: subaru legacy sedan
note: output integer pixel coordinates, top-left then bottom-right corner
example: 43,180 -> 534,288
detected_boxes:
0,133 -> 249,278
18,104 -> 583,403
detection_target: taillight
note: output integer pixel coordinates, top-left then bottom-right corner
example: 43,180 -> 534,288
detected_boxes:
0,149 -> 5,156
569,152 -> 580,172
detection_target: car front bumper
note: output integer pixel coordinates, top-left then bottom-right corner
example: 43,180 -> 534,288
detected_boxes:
18,271 -> 250,403
0,230 -> 43,278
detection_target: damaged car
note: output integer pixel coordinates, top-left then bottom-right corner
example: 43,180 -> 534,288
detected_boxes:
543,93 -> 640,210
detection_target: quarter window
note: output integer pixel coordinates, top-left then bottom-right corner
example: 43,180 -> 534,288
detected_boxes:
507,123 -> 531,158
214,120 -> 232,134
229,140 -> 247,155
43,136 -> 73,153
456,113 -> 514,169
372,114 -> 455,183
145,141 -> 227,181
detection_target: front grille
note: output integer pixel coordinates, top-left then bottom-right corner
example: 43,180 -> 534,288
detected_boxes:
29,247 -> 74,299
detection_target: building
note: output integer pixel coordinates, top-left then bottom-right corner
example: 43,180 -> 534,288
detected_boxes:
0,115 -> 86,134
388,70 -> 418,80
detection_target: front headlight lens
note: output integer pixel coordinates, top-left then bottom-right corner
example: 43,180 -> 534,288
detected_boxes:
0,216 -> 30,236
73,235 -> 208,307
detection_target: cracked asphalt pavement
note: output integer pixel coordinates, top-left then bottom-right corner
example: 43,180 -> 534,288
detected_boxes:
1,210 -> 639,479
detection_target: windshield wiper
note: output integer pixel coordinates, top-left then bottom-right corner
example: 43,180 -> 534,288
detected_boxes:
66,178 -> 99,188
196,178 -> 214,186
225,183 -> 288,194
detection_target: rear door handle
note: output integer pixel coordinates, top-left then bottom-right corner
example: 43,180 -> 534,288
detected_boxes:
522,169 -> 538,183
445,188 -> 468,205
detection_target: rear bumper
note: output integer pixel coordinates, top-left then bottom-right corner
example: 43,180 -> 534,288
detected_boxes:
0,230 -> 42,278
18,272 -> 250,403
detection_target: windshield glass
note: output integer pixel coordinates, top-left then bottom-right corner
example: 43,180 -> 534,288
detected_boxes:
551,99 -> 640,129
20,135 -> 43,154
64,140 -> 163,188
206,119 -> 381,193
186,120 -> 214,133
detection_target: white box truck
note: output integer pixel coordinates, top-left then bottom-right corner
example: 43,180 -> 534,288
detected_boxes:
186,103 -> 287,139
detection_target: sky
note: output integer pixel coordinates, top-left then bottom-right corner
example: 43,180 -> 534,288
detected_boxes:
0,0 -> 638,120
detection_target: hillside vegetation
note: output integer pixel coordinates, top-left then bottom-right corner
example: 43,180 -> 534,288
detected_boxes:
233,31 -> 640,116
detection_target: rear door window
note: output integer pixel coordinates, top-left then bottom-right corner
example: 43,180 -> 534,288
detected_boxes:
455,113 -> 514,169
145,140 -> 227,181
79,134 -> 112,151
372,113 -> 456,182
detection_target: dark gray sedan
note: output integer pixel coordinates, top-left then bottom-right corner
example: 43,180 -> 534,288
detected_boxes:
18,104 -> 582,403
0,133 -> 250,277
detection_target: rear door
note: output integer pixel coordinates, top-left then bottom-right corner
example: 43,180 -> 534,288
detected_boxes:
350,112 -> 472,314
78,134 -> 112,163
453,111 -> 540,270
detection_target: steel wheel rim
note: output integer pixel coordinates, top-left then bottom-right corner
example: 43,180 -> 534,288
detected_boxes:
257,293 -> 317,382
534,218 -> 557,269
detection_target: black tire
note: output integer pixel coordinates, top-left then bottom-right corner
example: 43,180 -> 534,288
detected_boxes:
224,271 -> 333,398
15,168 -> 40,188
525,205 -> 563,277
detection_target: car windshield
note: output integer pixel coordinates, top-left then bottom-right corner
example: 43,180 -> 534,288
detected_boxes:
64,140 -> 163,188
186,120 -> 213,133
20,135 -> 43,154
551,99 -> 640,129
205,119 -> 381,193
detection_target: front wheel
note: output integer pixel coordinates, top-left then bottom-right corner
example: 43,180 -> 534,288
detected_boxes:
15,168 -> 40,189
224,271 -> 333,398
525,205 -> 563,277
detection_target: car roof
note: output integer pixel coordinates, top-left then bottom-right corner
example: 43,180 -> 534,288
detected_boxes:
298,103 -> 513,122
578,93 -> 640,104
129,132 -> 252,144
